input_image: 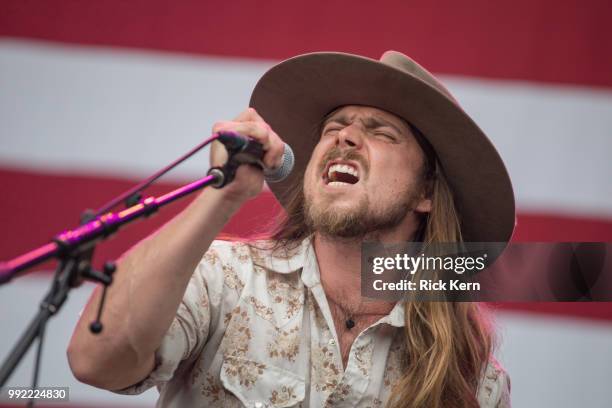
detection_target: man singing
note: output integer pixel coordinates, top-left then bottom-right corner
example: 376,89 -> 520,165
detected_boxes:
67,51 -> 515,407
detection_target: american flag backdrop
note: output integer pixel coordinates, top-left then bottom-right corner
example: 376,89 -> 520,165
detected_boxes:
1,1 -> 611,407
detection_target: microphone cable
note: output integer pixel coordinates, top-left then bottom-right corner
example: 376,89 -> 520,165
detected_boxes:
92,134 -> 221,217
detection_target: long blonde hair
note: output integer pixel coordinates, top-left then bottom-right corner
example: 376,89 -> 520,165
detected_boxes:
386,163 -> 493,408
266,141 -> 493,407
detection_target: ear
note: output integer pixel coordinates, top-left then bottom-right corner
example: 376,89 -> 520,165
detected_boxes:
414,197 -> 432,214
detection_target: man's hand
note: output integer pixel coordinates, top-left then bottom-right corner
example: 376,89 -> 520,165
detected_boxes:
210,108 -> 285,204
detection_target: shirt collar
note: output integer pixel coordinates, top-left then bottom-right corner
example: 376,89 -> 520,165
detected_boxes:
252,235 -> 406,327
380,302 -> 406,327
251,235 -> 312,274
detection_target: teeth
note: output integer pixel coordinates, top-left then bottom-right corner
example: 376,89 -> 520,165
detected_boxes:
327,163 -> 359,179
328,181 -> 350,187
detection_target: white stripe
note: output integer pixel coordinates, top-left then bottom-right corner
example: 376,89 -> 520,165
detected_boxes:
449,77 -> 612,218
0,276 -> 156,406
496,311 -> 612,407
0,39 -> 268,180
1,39 -> 611,216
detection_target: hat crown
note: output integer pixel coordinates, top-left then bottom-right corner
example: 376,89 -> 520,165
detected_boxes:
380,51 -> 456,103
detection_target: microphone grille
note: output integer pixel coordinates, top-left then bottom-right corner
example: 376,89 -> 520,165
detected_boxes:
264,143 -> 294,183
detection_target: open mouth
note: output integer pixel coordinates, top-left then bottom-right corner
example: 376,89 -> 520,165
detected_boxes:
324,162 -> 360,187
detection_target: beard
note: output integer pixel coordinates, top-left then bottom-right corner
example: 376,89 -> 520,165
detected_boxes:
304,186 -> 420,239
303,146 -> 424,239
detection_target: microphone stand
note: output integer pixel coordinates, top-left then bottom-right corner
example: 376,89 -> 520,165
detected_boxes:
0,136 -> 256,387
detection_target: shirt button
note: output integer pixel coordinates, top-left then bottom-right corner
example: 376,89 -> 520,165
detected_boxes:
254,402 -> 264,408
329,339 -> 336,346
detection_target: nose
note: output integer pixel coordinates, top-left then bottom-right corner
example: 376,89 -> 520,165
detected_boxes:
336,123 -> 364,149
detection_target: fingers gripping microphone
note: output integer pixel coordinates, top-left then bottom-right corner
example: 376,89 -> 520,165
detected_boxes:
215,131 -> 294,183
216,131 -> 265,167
264,143 -> 294,183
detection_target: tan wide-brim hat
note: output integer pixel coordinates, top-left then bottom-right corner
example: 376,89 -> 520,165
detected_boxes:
250,51 -> 515,243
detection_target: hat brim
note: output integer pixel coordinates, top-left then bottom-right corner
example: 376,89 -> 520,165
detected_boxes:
250,52 -> 515,243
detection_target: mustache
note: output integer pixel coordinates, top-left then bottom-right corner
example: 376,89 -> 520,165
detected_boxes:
319,147 -> 369,176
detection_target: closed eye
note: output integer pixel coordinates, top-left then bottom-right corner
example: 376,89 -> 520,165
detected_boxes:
373,131 -> 398,142
322,125 -> 343,135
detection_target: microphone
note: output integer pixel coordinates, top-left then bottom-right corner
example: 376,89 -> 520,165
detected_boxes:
264,142 -> 294,183
216,131 -> 294,183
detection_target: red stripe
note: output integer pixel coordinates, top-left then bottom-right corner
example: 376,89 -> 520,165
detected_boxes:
1,0 -> 611,88
1,167 -> 611,322
0,167 -> 282,278
492,302 -> 612,322
512,212 -> 612,242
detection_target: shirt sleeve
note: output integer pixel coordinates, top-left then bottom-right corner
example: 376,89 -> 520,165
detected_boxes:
477,358 -> 512,408
112,247 -> 215,395
495,374 -> 511,408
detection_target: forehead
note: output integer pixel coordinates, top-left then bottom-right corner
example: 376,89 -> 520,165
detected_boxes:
324,105 -> 409,129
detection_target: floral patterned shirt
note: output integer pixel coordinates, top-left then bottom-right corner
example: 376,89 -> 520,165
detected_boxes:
116,237 -> 511,407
